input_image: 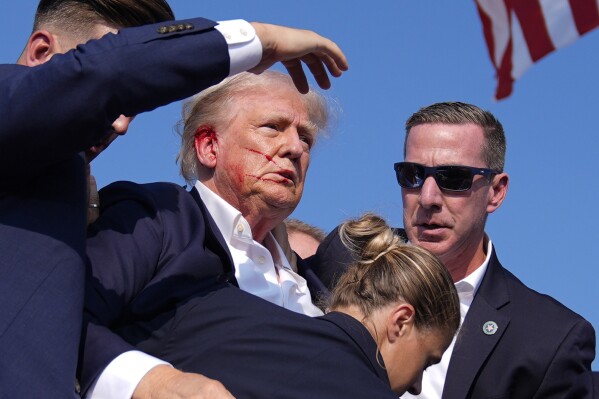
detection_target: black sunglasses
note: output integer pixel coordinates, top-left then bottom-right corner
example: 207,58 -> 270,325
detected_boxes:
394,162 -> 499,192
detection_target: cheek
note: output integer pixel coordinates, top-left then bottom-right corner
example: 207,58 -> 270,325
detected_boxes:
233,164 -> 245,185
298,155 -> 310,181
401,195 -> 417,219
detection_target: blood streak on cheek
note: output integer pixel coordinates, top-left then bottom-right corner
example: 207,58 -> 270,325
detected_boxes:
245,148 -> 275,164
243,148 -> 292,184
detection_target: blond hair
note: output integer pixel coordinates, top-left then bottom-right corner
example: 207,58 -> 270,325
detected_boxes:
329,213 -> 460,334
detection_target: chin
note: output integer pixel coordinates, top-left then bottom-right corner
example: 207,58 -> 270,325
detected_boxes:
265,195 -> 299,211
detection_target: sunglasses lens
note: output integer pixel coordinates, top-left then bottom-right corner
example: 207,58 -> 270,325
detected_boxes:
436,166 -> 472,191
396,163 -> 424,188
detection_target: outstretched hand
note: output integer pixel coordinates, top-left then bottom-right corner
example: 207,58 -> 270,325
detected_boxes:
133,365 -> 236,399
249,22 -> 348,93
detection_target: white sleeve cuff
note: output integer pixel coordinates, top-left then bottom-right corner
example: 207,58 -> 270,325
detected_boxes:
86,351 -> 171,399
215,19 -> 263,76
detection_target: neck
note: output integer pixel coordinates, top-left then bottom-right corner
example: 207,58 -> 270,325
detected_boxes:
244,213 -> 284,243
442,235 -> 488,282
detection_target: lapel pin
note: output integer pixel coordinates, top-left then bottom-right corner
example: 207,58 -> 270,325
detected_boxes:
483,321 -> 498,335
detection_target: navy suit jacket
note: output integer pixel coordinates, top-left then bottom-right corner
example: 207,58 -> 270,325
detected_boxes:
310,227 -> 596,398
80,181 -> 328,395
120,282 -> 396,399
0,17 -> 230,397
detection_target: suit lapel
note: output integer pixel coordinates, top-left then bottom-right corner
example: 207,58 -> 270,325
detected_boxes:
189,186 -> 238,286
442,250 -> 511,398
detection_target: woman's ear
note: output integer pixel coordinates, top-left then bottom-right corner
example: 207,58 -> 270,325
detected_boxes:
20,30 -> 62,66
387,303 -> 415,343
194,126 -> 219,168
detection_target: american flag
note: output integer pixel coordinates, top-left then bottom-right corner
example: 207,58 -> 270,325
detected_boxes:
475,0 -> 599,99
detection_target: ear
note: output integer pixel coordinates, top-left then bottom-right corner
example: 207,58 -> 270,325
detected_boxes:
194,126 -> 219,169
387,303 -> 416,344
19,30 -> 62,66
487,172 -> 509,214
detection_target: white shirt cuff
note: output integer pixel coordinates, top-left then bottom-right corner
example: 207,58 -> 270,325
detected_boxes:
215,19 -> 263,76
86,351 -> 171,399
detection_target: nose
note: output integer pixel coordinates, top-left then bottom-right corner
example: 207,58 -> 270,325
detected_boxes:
418,175 -> 443,210
111,114 -> 135,135
280,129 -> 306,159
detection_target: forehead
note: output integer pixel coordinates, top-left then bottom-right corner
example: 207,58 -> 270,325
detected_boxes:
405,123 -> 485,166
222,83 -> 318,131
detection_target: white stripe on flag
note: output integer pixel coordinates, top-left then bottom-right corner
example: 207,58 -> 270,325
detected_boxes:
477,0 -> 510,67
540,0 -> 579,49
511,10 -> 534,79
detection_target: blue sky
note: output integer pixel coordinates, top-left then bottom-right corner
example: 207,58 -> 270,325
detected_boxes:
2,1 -> 598,367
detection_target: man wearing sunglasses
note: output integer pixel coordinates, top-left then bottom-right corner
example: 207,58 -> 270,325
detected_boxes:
311,102 -> 595,398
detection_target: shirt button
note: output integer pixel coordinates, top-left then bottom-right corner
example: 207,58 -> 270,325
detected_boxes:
257,256 -> 266,264
236,224 -> 244,233
240,28 -> 248,36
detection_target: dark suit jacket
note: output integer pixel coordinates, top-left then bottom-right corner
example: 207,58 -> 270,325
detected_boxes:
310,227 -> 596,399
80,181 -> 328,395
0,17 -> 230,397
123,281 -> 397,399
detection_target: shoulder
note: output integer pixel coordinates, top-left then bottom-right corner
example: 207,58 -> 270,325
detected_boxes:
93,181 -> 205,235
487,254 -> 595,345
0,63 -> 27,79
99,181 -> 192,210
499,261 -> 588,324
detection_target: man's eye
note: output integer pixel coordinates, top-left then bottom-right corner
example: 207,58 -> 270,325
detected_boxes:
300,135 -> 314,148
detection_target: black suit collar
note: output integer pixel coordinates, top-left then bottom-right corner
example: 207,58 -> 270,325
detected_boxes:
321,311 -> 391,386
443,247 -> 511,398
189,186 -> 238,286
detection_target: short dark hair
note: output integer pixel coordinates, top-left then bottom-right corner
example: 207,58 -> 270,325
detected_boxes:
34,0 -> 174,37
405,102 -> 506,172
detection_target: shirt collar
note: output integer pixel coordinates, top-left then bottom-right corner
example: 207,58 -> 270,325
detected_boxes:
194,181 -> 289,268
194,181 -> 248,243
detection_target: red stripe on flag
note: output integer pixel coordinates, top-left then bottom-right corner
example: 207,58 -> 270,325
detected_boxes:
511,0 -> 555,61
475,1 -> 499,68
495,36 -> 514,100
569,0 -> 599,34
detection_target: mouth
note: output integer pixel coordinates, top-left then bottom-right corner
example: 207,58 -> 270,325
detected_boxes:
275,169 -> 295,183
419,222 -> 444,229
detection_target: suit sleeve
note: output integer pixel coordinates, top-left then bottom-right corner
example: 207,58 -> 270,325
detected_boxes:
0,17 -> 229,184
534,318 -> 596,399
78,182 -> 168,393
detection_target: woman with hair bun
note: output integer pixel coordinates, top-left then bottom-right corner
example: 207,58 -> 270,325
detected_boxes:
110,213 -> 460,398
329,212 -> 461,394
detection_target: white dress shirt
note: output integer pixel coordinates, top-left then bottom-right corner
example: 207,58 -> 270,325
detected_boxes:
401,237 -> 493,399
88,179 -> 322,398
196,181 -> 322,317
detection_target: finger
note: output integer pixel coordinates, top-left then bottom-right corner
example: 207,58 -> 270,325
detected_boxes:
86,131 -> 120,163
317,38 -> 348,72
301,53 -> 331,90
319,52 -> 344,77
282,59 -> 309,94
